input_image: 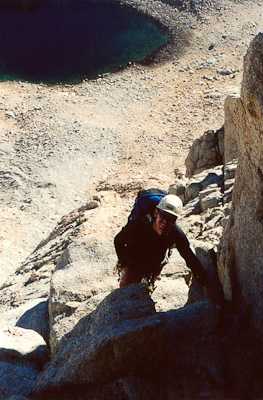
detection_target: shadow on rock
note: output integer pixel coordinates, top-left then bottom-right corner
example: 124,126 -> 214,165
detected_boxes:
16,300 -> 49,344
33,284 -> 165,399
31,284 -> 228,400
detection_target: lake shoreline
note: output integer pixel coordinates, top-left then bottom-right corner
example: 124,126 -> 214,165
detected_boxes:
117,0 -> 194,65
0,0 -> 173,84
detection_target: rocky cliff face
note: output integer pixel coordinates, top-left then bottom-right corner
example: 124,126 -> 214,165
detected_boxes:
218,33 -> 263,336
0,126 -> 240,398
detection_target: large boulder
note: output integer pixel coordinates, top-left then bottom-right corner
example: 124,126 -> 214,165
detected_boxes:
161,301 -> 225,399
50,241 -> 118,319
185,128 -> 224,178
0,325 -> 47,397
1,299 -> 49,343
0,200 -> 100,330
152,248 -> 191,311
0,361 -> 38,399
218,33 -> 263,335
15,301 -> 49,343
33,284 -> 164,396
49,291 -> 111,348
33,285 -> 227,400
152,277 -> 189,312
0,327 -> 48,368
49,241 -> 118,348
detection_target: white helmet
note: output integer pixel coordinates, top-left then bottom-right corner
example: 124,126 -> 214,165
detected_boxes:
156,194 -> 183,218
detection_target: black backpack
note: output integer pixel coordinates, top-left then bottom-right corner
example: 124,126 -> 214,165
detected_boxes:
128,188 -> 167,223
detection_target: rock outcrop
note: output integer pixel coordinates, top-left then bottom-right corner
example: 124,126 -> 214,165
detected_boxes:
49,241 -> 118,349
0,327 -> 48,368
161,300 -> 224,399
34,284 -> 164,397
185,127 -> 224,178
224,92 -> 239,164
0,362 -> 37,399
170,159 -> 237,249
33,284 -> 225,400
218,33 -> 263,337
0,326 -> 48,399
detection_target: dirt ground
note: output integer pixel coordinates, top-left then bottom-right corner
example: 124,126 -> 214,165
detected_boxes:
0,0 -> 262,277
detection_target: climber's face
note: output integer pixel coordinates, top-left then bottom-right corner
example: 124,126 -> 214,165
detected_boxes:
153,209 -> 176,236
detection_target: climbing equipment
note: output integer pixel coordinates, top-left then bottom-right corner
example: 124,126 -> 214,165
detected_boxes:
156,194 -> 183,218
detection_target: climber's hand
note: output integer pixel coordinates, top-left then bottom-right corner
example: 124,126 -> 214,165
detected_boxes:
113,263 -> 119,275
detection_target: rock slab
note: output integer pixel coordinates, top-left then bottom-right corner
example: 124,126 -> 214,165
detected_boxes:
33,284 -> 163,395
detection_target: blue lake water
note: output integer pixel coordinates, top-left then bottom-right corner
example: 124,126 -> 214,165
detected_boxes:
0,0 -> 169,83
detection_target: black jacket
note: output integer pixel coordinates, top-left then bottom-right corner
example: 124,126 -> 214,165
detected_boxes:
114,216 -> 207,284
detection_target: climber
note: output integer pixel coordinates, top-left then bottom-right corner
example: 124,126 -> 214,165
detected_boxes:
114,191 -> 223,302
